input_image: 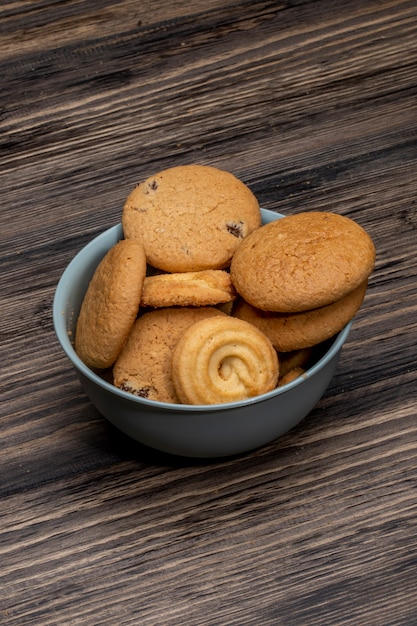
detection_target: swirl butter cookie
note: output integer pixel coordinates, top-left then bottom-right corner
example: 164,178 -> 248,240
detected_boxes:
122,164 -> 261,272
113,307 -> 225,404
230,212 -> 375,312
140,270 -> 236,308
232,280 -> 368,352
171,316 -> 279,405
75,239 -> 146,369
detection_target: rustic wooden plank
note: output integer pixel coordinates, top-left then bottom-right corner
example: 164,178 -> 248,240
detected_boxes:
1,0 -> 416,248
0,0 -> 234,59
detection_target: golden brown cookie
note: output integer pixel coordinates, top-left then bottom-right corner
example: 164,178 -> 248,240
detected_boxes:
171,316 -> 279,405
113,307 -> 225,403
278,367 -> 306,387
75,239 -> 146,370
122,164 -> 261,272
278,348 -> 313,378
232,280 -> 367,352
230,212 -> 375,312
140,270 -> 236,308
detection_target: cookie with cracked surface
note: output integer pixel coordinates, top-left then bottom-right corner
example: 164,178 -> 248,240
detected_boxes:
171,316 -> 279,405
75,239 -> 146,370
122,164 -> 261,272
232,280 -> 368,352
113,306 -> 225,404
230,212 -> 375,312
140,269 -> 236,308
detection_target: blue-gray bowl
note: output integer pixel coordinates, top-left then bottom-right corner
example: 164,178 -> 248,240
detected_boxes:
53,209 -> 351,458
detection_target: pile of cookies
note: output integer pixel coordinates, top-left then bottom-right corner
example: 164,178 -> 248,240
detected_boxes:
75,164 -> 375,405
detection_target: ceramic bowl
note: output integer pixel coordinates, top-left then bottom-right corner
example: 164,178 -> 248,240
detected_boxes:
53,209 -> 351,458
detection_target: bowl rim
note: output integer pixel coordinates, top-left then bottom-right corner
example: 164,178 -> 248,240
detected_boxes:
53,209 -> 352,413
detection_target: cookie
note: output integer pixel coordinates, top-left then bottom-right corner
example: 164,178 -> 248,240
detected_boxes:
278,367 -> 306,387
230,212 -> 375,312
278,348 -> 313,378
75,239 -> 146,369
113,306 -> 225,403
171,316 -> 279,405
122,164 -> 261,272
232,280 -> 368,352
140,270 -> 236,308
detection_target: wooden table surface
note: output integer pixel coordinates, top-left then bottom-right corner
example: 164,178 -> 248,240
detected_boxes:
1,1 -> 417,624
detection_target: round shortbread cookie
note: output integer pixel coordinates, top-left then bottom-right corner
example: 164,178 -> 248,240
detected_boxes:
230,212 -> 375,312
122,164 -> 261,272
232,280 -> 368,352
171,316 -> 279,405
113,306 -> 225,404
75,239 -> 146,370
140,270 -> 236,308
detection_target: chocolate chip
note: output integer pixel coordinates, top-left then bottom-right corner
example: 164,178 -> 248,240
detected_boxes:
120,383 -> 153,398
226,221 -> 244,238
149,180 -> 158,190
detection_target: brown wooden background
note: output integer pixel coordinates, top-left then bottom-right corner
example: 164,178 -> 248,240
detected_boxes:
1,1 -> 417,624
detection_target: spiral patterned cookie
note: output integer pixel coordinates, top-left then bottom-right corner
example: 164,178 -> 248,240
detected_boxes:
113,306 -> 225,403
171,316 -> 279,405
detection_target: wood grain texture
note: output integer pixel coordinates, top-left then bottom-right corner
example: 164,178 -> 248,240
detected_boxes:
1,0 -> 417,624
